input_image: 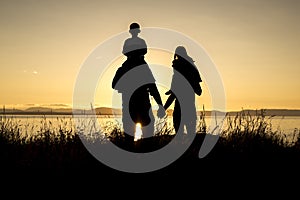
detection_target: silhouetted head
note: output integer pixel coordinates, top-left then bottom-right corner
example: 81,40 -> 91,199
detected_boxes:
174,46 -> 194,63
175,46 -> 187,58
129,22 -> 141,36
130,22 -> 140,30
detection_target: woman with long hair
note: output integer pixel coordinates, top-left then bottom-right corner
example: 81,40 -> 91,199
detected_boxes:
164,46 -> 202,136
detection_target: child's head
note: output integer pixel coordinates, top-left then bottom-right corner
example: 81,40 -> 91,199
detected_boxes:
129,22 -> 141,36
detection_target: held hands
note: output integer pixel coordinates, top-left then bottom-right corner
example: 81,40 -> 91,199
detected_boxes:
165,90 -> 172,95
157,105 -> 166,118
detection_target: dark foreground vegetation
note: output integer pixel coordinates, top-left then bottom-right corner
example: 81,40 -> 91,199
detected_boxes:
1,110 -> 300,186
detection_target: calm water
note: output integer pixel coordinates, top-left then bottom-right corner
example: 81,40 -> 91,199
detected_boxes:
1,114 -> 300,136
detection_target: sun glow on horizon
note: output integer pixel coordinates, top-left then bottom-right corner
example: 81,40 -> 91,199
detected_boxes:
0,1 -> 299,111
95,48 -> 213,111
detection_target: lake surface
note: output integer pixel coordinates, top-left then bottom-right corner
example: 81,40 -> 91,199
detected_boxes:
1,114 -> 299,136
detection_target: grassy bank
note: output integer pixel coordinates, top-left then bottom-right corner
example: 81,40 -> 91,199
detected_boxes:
0,110 -> 300,178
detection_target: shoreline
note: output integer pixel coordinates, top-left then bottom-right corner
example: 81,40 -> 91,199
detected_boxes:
2,109 -> 300,116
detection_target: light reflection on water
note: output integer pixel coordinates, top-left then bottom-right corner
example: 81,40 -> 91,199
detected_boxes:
1,114 -> 299,140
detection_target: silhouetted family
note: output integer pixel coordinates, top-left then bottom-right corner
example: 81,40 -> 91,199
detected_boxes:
112,22 -> 202,144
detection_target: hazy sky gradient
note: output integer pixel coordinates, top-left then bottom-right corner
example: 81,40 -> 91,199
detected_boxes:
0,0 -> 299,111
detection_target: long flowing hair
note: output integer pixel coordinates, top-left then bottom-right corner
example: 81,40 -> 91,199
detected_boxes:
174,46 -> 194,64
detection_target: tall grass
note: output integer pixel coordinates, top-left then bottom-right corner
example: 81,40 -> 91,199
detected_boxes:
213,109 -> 300,160
0,109 -> 299,169
221,109 -> 299,147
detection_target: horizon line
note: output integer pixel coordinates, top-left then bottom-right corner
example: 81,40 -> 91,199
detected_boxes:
1,104 -> 300,113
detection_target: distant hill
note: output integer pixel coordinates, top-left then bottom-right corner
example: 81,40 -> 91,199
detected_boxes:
227,109 -> 300,117
1,106 -> 300,116
25,107 -> 53,113
0,106 -> 122,116
0,108 -> 24,114
94,107 -> 120,115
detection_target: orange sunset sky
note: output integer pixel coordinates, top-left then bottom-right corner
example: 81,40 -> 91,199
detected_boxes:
0,0 -> 299,111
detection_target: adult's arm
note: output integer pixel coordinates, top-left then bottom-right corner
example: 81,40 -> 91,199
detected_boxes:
148,83 -> 163,106
163,91 -> 176,110
148,83 -> 166,118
